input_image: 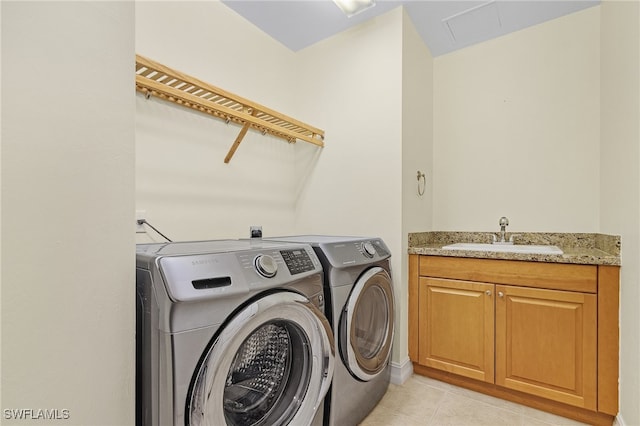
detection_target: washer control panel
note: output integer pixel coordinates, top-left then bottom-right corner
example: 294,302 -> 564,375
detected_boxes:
152,241 -> 323,300
280,248 -> 316,275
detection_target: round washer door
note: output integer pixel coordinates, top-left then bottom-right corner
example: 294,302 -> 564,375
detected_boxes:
187,291 -> 334,426
340,267 -> 395,382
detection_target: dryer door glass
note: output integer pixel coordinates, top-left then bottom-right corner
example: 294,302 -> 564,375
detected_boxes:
187,292 -> 334,426
341,267 -> 395,382
353,285 -> 387,359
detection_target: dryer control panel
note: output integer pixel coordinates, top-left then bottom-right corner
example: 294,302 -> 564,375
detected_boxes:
322,239 -> 391,268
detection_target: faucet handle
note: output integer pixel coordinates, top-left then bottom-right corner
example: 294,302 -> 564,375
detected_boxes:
491,234 -> 498,243
509,234 -> 520,243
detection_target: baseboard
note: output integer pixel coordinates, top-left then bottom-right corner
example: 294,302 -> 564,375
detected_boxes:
389,356 -> 413,385
414,363 -> 615,426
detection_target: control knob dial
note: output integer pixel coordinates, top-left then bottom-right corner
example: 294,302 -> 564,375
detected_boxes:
254,254 -> 278,278
362,242 -> 376,258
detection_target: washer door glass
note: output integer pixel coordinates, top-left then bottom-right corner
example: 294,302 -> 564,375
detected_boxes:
187,291 -> 334,426
340,267 -> 395,382
224,321 -> 305,424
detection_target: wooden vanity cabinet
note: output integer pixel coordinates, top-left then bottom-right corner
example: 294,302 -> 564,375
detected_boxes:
495,284 -> 597,409
419,277 -> 495,383
409,255 -> 619,426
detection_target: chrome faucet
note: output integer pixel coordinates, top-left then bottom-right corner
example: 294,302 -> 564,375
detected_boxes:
491,217 -> 519,244
498,216 -> 509,242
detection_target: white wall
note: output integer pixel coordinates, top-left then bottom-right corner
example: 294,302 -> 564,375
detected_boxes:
1,2 -> 135,424
135,1 -> 300,241
293,9 -> 403,237
433,7 -> 601,233
400,8 -> 433,365
600,1 -> 640,425
293,8 -> 405,362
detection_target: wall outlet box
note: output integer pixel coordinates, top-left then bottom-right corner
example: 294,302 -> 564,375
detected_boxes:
250,226 -> 263,239
136,210 -> 146,233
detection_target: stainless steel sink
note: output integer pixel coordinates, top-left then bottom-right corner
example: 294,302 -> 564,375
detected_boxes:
442,243 -> 563,255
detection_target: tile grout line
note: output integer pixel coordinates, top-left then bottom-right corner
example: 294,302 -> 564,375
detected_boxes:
426,388 -> 450,425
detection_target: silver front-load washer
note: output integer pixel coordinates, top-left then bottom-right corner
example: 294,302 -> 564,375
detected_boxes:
136,239 -> 335,426
266,236 -> 395,426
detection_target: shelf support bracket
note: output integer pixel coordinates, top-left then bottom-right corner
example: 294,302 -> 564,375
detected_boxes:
225,109 -> 257,163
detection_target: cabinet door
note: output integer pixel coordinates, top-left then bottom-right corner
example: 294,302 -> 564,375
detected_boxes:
495,285 -> 597,410
418,277 -> 495,383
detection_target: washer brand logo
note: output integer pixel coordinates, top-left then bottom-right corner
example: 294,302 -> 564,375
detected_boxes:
192,258 -> 218,266
3,408 -> 70,420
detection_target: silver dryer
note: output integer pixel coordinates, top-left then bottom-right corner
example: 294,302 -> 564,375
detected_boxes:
266,236 -> 395,426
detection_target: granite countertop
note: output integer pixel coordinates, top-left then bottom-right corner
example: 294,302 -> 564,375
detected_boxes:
408,232 -> 621,266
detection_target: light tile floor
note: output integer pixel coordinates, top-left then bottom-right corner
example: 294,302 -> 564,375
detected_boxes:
360,375 -> 596,426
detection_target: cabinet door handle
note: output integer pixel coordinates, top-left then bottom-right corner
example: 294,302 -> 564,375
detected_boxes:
485,290 -> 492,296
498,291 -> 504,298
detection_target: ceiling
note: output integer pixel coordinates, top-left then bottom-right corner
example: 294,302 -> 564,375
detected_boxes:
221,0 -> 599,56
